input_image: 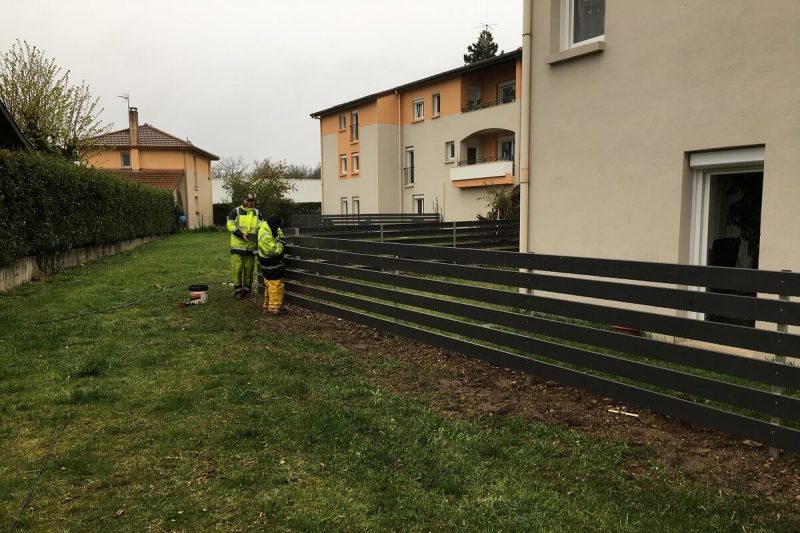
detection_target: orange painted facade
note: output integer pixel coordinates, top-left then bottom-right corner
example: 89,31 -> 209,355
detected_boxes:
84,108 -> 218,228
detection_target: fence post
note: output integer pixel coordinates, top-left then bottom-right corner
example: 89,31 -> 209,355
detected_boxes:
380,224 -> 384,243
452,221 -> 457,248
770,269 -> 790,458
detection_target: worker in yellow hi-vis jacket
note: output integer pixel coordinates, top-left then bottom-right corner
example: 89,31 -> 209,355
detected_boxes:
226,194 -> 263,299
258,213 -> 286,314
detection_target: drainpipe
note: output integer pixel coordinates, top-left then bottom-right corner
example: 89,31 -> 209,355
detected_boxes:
396,89 -> 403,214
519,0 -> 532,254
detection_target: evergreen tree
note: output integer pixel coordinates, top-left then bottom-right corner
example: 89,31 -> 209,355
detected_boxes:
463,29 -> 501,64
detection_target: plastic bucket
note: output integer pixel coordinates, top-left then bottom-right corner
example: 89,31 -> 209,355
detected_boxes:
188,284 -> 209,304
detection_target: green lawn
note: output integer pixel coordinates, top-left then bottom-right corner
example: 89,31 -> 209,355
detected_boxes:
0,231 -> 795,531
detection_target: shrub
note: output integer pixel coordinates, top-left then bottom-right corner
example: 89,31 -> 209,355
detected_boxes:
213,202 -> 234,225
0,149 -> 176,267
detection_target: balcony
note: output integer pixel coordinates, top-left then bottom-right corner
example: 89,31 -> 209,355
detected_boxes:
450,157 -> 514,188
461,96 -> 516,113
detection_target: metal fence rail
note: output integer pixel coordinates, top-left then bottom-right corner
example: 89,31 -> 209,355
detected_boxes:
291,213 -> 441,227
289,220 -> 519,250
284,235 -> 800,453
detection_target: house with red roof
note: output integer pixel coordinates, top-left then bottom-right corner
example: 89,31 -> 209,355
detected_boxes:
84,107 -> 219,228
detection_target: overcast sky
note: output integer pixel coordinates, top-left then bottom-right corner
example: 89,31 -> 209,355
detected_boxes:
1,0 -> 522,168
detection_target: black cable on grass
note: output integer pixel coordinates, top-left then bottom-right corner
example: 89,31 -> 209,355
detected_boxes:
34,285 -> 176,325
7,284 -> 184,532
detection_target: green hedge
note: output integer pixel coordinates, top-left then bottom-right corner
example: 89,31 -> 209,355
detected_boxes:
0,149 -> 177,267
213,202 -> 234,225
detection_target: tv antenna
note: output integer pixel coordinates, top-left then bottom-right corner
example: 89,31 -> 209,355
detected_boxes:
118,93 -> 130,109
475,0 -> 498,32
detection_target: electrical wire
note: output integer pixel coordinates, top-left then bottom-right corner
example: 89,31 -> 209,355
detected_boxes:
7,286 -> 176,532
33,286 -> 176,325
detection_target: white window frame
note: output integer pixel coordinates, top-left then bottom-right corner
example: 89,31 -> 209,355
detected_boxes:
404,147 -> 415,185
350,110 -> 359,142
339,154 -> 347,175
338,113 -> 346,130
560,0 -> 606,50
412,98 -> 424,121
498,81 -> 516,104
432,93 -> 441,118
412,194 -> 425,214
445,141 -> 455,163
352,152 -> 360,174
341,197 -> 348,214
352,196 -> 360,215
467,86 -> 481,110
687,147 -> 765,320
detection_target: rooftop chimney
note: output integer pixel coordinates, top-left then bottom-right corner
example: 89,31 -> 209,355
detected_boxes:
128,107 -> 139,146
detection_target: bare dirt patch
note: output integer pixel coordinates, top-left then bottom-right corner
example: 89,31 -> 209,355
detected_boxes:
279,305 -> 800,514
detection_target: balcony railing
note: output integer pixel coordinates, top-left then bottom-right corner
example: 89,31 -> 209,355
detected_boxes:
461,97 -> 516,113
457,155 -> 514,167
403,166 -> 415,185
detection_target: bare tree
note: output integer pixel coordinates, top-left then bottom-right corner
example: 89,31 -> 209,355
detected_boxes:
216,156 -> 295,208
0,40 -> 109,160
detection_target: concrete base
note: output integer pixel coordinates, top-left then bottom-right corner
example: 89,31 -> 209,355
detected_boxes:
0,235 -> 164,292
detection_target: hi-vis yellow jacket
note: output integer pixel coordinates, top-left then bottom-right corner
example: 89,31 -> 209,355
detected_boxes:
226,205 -> 262,254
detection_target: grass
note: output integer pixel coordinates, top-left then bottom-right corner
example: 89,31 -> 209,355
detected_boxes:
0,231 -> 796,531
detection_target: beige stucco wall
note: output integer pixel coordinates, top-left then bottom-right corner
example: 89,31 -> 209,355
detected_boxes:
402,101 -> 520,221
527,0 -> 800,271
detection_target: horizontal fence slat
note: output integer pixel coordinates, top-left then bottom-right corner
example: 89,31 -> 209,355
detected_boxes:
285,277 -> 800,423
286,258 -> 800,389
287,247 -> 800,357
293,236 -> 800,296
286,293 -> 800,454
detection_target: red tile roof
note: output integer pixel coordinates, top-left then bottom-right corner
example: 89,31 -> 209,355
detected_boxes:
112,169 -> 184,191
91,124 -> 219,160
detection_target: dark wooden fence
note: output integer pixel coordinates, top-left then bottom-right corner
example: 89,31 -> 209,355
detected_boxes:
289,220 -> 518,250
291,213 -> 441,227
284,236 -> 800,453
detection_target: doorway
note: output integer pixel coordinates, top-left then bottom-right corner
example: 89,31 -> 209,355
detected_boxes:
690,168 -> 763,325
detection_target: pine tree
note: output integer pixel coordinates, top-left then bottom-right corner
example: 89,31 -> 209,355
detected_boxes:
463,29 -> 501,64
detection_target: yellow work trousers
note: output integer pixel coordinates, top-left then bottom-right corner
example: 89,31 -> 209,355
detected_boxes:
262,279 -> 284,314
231,253 -> 255,292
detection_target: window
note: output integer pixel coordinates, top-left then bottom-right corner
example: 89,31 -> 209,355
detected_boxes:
121,152 -> 131,168
499,137 -> 515,161
467,86 -> 481,110
445,141 -> 455,163
350,111 -> 359,141
412,194 -> 424,214
352,152 -> 360,174
340,154 -> 347,175
432,93 -> 441,117
562,0 -> 605,49
338,113 -> 346,130
498,81 -> 516,104
340,197 -> 348,214
412,98 -> 424,121
404,147 -> 415,185
352,196 -> 360,215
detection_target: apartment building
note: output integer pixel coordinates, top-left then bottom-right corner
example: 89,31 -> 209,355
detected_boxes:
84,108 -> 219,228
518,0 -> 800,273
311,50 -> 522,221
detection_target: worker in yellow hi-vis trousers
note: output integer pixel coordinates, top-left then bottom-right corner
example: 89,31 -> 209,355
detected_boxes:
258,213 -> 285,314
226,194 -> 262,299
